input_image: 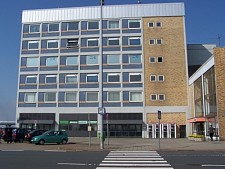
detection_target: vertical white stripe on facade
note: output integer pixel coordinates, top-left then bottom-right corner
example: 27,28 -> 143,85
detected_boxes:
22,3 -> 184,23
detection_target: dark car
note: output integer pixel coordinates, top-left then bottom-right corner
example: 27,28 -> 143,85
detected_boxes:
26,129 -> 47,143
13,128 -> 34,143
2,127 -> 17,142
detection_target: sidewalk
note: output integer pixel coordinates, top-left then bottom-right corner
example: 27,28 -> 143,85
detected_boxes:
0,137 -> 225,152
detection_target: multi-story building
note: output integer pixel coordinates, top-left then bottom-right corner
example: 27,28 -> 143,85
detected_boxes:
16,3 -> 189,138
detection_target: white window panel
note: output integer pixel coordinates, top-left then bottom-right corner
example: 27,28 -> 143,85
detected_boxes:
67,22 -> 79,31
108,20 -> 119,29
86,55 -> 98,65
107,54 -> 120,65
66,56 -> 78,66
24,93 -> 36,103
65,74 -> 77,83
87,21 -> 99,30
29,24 -> 40,33
108,38 -> 120,46
26,57 -> 38,67
86,92 -> 98,102
129,73 -> 142,83
48,23 -> 59,32
129,37 -> 141,46
129,92 -> 142,102
129,54 -> 141,64
128,19 -> 140,29
107,73 -> 120,83
46,57 -> 58,66
45,75 -> 57,84
87,39 -> 98,47
86,74 -> 98,83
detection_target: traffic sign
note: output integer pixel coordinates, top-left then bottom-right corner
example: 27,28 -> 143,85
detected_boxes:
158,110 -> 161,120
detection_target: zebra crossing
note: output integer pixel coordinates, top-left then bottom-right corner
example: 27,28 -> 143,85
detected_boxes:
96,151 -> 173,169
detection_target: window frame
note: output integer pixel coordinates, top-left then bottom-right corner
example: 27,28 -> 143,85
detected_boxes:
65,92 -> 77,102
67,39 -> 79,48
150,75 -> 156,82
47,40 -> 59,49
107,73 -> 120,83
156,22 -> 162,27
151,94 -> 157,101
128,19 -> 141,29
65,74 -> 78,83
149,39 -> 155,45
129,73 -> 142,83
45,75 -> 57,84
129,54 -> 142,64
158,75 -> 164,82
87,21 -> 99,30
86,55 -> 98,65
107,91 -> 120,102
107,20 -> 119,29
29,24 -> 40,33
107,54 -> 120,65
48,23 -> 59,32
107,38 -> 120,46
148,22 -> 154,28
28,41 -> 39,50
24,92 -> 36,103
158,94 -> 165,101
157,57 -> 163,63
25,75 -> 37,84
46,57 -> 58,67
86,74 -> 99,83
66,56 -> 78,66
87,39 -> 99,47
149,57 -> 156,63
129,91 -> 142,102
26,57 -> 38,67
129,37 -> 141,46
66,22 -> 79,31
86,92 -> 99,102
156,39 -> 163,45
44,92 -> 57,102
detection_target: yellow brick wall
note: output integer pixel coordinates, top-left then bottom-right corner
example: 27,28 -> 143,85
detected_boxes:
214,48 -> 225,141
189,83 -> 195,118
143,16 -> 188,107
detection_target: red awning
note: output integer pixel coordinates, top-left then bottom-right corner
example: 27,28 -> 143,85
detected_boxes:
187,117 -> 215,123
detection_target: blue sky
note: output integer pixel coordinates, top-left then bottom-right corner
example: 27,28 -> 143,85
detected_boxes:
0,0 -> 224,121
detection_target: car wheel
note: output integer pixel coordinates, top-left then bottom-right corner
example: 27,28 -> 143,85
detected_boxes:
61,139 -> 67,144
39,139 -> 45,145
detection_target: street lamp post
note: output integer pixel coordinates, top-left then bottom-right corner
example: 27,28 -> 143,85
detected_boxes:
98,0 -> 104,150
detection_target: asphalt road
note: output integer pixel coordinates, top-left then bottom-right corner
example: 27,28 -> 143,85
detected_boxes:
1,150 -> 225,169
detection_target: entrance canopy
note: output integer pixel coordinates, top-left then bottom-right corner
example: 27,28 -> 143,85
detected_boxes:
187,117 -> 215,123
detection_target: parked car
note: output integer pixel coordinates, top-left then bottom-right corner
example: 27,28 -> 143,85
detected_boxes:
26,129 -> 47,143
13,128 -> 34,143
31,130 -> 68,145
1,127 -> 17,142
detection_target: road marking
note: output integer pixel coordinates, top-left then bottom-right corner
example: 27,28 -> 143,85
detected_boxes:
99,163 -> 171,167
1,150 -> 24,152
58,163 -> 89,166
105,157 -> 164,160
102,160 -> 167,163
96,168 -> 174,169
202,164 -> 225,167
44,150 -> 67,152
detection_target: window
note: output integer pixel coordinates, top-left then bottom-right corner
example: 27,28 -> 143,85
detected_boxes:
107,54 -> 120,65
150,75 -> 156,82
151,94 -> 157,101
29,24 -> 40,33
129,73 -> 141,83
86,55 -> 98,65
67,39 -> 79,48
156,39 -> 162,45
86,74 -> 98,83
48,23 -> 59,32
149,39 -> 155,45
45,75 -> 57,84
25,93 -> 36,103
26,58 -> 38,67
129,54 -> 141,64
65,74 -> 77,83
107,92 -> 120,102
156,22 -> 162,27
108,20 -> 119,29
108,38 -> 119,46
47,40 -> 58,49
67,22 -> 79,31
107,73 -> 120,83
86,92 -> 98,102
158,94 -> 165,101
149,57 -> 156,63
148,22 -> 154,27
158,75 -> 164,82
87,21 -> 99,30
65,92 -> 77,102
128,20 -> 140,29
129,92 -> 142,102
45,92 -> 56,102
26,76 -> 37,84
46,57 -> 57,66
158,57 -> 163,63
28,41 -> 39,50
129,37 -> 141,46
87,39 -> 98,47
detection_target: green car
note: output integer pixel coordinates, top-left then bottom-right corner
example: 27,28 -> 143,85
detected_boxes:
31,130 -> 68,145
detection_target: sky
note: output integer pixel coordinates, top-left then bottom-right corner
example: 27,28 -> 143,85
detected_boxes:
0,0 -> 225,121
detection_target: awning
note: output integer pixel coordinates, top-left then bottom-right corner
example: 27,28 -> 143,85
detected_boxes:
187,117 -> 215,123
17,120 -> 54,124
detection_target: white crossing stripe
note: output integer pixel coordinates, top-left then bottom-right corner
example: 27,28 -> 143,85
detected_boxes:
96,150 -> 174,169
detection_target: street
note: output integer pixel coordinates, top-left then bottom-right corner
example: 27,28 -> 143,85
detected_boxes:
0,150 -> 225,169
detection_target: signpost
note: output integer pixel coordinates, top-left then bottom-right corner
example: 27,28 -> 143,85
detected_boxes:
158,110 -> 161,150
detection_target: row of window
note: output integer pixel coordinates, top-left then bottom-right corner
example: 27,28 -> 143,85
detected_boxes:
21,73 -> 164,84
21,73 -> 143,84
24,20 -> 161,34
23,37 -> 145,50
22,91 -> 165,103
